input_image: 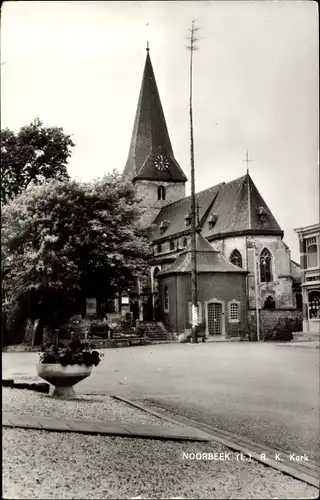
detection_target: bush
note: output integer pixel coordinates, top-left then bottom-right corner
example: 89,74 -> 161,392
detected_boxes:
38,338 -> 104,366
263,328 -> 293,342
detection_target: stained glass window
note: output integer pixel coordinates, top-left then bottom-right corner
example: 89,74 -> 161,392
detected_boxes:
260,248 -> 273,283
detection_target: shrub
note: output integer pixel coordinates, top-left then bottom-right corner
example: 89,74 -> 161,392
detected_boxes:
38,338 -> 104,366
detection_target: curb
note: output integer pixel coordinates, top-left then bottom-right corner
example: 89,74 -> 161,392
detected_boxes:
276,344 -> 319,349
2,380 -> 49,393
111,395 -> 319,489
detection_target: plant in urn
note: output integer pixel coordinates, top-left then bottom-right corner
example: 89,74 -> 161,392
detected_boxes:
37,339 -> 104,399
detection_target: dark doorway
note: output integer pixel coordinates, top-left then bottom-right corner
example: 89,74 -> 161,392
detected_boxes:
33,319 -> 44,346
143,296 -> 153,321
263,296 -> 276,310
295,293 -> 302,311
130,298 -> 139,321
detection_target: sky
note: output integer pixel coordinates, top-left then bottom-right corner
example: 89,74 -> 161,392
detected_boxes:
1,0 -> 319,261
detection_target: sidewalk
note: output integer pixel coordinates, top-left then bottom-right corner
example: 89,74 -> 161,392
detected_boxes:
2,411 -> 211,442
3,389 -> 319,499
276,341 -> 319,349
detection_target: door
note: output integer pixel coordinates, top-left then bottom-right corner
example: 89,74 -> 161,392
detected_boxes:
207,302 -> 223,335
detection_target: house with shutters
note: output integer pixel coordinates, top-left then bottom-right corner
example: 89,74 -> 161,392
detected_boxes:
122,47 -> 302,339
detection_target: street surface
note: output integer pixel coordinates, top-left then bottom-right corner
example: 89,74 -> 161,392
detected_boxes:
3,342 -> 319,462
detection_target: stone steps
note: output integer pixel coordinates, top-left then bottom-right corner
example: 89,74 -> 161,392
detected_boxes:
141,322 -> 170,342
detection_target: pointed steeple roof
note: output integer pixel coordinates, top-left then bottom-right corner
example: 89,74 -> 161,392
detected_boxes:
123,49 -> 187,183
158,232 -> 247,276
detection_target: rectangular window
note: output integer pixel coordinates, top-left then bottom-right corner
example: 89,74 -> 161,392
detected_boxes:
157,244 -> 162,253
182,237 -> 188,247
188,302 -> 202,324
170,240 -> 175,251
228,301 -> 240,322
306,236 -> 318,269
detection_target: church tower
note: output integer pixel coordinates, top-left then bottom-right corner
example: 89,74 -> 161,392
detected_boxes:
123,46 -> 187,224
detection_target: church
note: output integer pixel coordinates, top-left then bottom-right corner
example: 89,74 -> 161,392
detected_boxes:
122,48 -> 302,340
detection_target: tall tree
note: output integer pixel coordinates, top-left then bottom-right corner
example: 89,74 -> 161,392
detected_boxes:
1,118 -> 74,204
1,172 -> 152,340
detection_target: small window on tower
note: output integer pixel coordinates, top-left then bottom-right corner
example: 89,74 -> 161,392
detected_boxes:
157,186 -> 166,200
183,237 -> 188,247
157,244 -> 162,253
170,240 -> 175,251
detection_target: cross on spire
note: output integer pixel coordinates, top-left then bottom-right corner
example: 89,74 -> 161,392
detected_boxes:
146,41 -> 150,52
243,149 -> 253,174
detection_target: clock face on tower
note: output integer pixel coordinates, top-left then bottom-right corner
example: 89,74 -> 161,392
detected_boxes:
154,154 -> 169,171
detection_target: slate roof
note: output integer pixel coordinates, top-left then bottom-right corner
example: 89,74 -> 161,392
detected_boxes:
152,174 -> 283,242
157,233 -> 247,276
202,174 -> 282,238
152,183 -> 223,241
123,51 -> 187,183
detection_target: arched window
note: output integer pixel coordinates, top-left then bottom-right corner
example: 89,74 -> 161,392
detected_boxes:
260,248 -> 273,283
230,249 -> 243,268
183,237 -> 188,247
164,286 -> 169,312
157,185 -> 166,201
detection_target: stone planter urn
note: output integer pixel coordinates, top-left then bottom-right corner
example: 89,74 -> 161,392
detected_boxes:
36,363 -> 92,399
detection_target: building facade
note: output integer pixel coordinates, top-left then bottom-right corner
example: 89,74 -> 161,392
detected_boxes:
294,223 -> 320,333
123,47 -> 301,338
157,232 -> 248,338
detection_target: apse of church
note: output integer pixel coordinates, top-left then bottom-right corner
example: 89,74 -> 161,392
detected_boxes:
211,235 -> 295,310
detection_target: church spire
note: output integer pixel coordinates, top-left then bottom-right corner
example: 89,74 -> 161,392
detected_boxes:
123,48 -> 187,183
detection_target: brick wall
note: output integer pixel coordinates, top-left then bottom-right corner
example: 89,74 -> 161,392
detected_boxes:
158,272 -> 247,336
248,309 -> 303,340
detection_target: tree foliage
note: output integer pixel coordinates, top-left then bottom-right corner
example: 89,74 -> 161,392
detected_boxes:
1,118 -> 74,204
1,172 -> 152,329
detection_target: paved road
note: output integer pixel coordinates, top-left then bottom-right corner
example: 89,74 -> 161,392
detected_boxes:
3,342 -> 319,461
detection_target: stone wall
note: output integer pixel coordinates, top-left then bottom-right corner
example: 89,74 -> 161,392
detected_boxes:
135,180 -> 186,226
210,235 -> 295,310
247,309 -> 303,340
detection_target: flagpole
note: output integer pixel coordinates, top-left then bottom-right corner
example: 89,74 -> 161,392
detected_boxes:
243,151 -> 260,341
187,18 -> 200,343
